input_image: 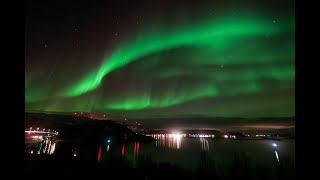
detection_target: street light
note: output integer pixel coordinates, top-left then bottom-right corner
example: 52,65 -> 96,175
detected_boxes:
272,143 -> 277,147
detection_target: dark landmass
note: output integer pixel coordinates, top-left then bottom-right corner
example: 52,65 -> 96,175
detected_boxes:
25,112 -> 294,139
25,112 -> 153,143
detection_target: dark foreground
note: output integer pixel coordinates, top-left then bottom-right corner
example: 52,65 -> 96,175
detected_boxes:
25,151 -> 295,179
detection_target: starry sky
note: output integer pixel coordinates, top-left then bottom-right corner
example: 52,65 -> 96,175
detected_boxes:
25,0 -> 295,124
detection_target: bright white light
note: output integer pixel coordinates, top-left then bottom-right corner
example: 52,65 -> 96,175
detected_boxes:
172,133 -> 182,138
50,143 -> 56,154
272,143 -> 278,147
275,151 -> 279,162
74,154 -> 77,157
224,135 -> 228,138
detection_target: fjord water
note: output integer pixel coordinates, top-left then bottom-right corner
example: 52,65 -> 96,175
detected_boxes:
101,136 -> 295,170
26,135 -> 295,171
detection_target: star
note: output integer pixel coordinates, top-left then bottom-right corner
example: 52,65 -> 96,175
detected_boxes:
273,20 -> 276,23
44,44 -> 47,48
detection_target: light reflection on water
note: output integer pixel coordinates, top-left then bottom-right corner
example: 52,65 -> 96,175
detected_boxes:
151,134 -> 210,151
151,134 -> 182,149
125,135 -> 294,170
200,137 -> 209,151
25,139 -> 56,155
25,134 -> 294,171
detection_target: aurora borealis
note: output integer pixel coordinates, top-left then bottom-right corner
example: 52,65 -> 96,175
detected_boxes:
25,0 -> 295,121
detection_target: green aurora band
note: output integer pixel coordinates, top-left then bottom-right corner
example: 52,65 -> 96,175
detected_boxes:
25,12 -> 294,115
63,16 -> 292,97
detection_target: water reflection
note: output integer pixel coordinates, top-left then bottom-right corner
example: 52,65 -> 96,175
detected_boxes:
134,142 -> 140,157
275,151 -> 279,162
94,141 -> 141,165
121,144 -> 125,157
25,139 -> 56,155
25,137 -> 294,172
200,137 -> 209,151
97,146 -> 102,161
151,134 -> 182,149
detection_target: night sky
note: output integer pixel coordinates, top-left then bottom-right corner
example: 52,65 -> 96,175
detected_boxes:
25,0 -> 295,128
